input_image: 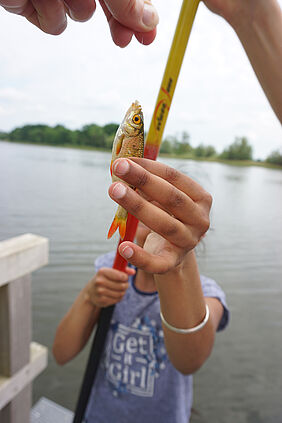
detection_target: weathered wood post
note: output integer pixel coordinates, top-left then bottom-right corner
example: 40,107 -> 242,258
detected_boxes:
0,234 -> 49,423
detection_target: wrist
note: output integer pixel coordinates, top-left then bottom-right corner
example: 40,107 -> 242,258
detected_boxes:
83,282 -> 100,311
154,251 -> 195,281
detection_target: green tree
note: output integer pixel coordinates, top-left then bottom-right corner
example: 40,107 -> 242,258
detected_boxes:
0,130 -> 7,139
103,123 -> 119,136
194,144 -> 217,158
172,132 -> 192,155
266,150 -> 282,166
160,138 -> 173,154
205,145 -> 217,157
220,137 -> 253,160
80,124 -> 106,148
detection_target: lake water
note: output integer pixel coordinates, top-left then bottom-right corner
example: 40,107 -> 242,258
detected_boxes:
0,141 -> 282,423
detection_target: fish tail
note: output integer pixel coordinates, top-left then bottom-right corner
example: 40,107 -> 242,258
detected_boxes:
107,206 -> 128,240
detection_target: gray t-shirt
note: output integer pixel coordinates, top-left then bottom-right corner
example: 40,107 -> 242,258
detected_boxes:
85,251 -> 229,423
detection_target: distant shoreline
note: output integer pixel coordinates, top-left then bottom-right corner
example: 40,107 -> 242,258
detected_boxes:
1,139 -> 281,171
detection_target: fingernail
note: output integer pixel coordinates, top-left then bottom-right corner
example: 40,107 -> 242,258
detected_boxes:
112,183 -> 126,199
142,2 -> 159,28
68,9 -> 78,21
113,159 -> 130,176
121,246 -> 134,259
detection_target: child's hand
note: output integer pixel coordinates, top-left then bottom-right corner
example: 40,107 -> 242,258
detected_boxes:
108,158 -> 212,274
86,267 -> 135,308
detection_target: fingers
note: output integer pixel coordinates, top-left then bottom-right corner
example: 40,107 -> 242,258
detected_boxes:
64,0 -> 96,22
1,0 -> 158,43
1,0 -> 95,35
109,181 -> 197,248
108,19 -> 134,48
97,267 -> 130,282
25,0 -> 67,35
119,240 -> 182,274
134,28 -> 157,45
130,158 -> 212,204
91,267 -> 130,307
0,0 -> 31,14
112,158 -> 211,226
109,158 -> 211,250
99,0 -> 157,46
101,0 -> 159,32
125,266 -> 136,276
113,158 -> 200,224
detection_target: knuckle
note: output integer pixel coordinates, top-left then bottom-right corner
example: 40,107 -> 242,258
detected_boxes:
95,279 -> 103,288
185,237 -> 198,251
165,166 -> 180,184
204,192 -> 213,207
161,221 -> 178,238
97,287 -> 104,295
136,170 -> 149,187
165,188 -> 185,209
121,275 -> 129,283
126,0 -> 139,20
200,191 -> 213,208
130,198 -> 144,215
201,216 -> 210,233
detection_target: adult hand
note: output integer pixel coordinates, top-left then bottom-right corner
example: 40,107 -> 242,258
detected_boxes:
0,0 -> 158,46
109,158 -> 212,274
201,0 -> 267,27
86,266 -> 135,308
201,0 -> 237,23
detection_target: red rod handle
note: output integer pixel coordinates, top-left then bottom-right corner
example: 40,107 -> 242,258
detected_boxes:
112,213 -> 139,271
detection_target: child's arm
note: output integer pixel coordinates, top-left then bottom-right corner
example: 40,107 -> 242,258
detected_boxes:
52,267 -> 134,365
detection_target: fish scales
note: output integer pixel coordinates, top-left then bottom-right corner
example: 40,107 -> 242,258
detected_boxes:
107,101 -> 144,240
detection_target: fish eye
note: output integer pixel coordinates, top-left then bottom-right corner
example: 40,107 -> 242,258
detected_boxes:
132,114 -> 141,124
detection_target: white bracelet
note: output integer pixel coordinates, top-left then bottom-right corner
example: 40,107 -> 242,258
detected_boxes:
160,304 -> 210,334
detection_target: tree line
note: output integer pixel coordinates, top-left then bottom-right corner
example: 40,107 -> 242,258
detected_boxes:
1,124 -> 281,166
2,123 -> 119,150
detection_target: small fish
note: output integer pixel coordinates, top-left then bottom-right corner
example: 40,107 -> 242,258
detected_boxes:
107,101 -> 144,240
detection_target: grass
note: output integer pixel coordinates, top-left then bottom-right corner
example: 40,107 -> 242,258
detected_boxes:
159,152 -> 282,170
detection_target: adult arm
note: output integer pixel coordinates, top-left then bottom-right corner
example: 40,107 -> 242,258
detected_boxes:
203,0 -> 282,122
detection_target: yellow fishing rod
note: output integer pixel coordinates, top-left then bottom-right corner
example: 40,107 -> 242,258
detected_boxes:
144,0 -> 200,159
73,1 -> 200,421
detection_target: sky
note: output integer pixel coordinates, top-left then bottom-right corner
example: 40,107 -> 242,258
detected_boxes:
0,0 -> 281,159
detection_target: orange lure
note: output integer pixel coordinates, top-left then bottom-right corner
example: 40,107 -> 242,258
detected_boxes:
107,101 -> 144,240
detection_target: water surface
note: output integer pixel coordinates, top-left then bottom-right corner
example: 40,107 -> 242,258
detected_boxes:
0,141 -> 281,422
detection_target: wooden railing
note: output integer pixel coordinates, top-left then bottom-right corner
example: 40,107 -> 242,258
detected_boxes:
0,234 -> 49,423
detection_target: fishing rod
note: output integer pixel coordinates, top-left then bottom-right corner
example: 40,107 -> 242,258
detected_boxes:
73,0 -> 200,421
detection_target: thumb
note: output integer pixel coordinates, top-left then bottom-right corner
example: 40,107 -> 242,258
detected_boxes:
102,0 -> 159,32
125,266 -> 136,276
